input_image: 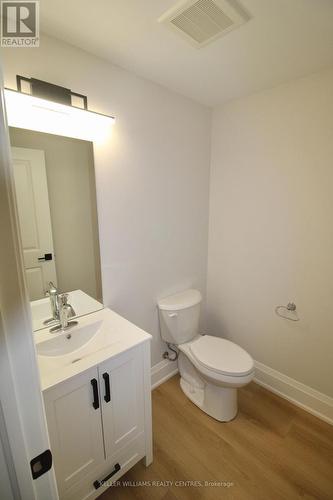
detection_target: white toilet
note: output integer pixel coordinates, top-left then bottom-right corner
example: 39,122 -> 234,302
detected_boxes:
158,289 -> 254,422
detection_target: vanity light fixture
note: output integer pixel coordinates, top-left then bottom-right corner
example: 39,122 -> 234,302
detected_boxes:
5,75 -> 115,142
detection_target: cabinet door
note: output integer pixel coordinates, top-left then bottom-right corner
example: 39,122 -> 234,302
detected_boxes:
43,367 -> 105,495
99,346 -> 144,458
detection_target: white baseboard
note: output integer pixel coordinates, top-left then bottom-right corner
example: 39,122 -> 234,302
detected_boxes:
254,361 -> 333,425
151,359 -> 178,390
150,358 -> 333,426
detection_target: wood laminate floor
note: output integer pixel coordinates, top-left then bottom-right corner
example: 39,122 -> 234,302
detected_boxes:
99,375 -> 333,500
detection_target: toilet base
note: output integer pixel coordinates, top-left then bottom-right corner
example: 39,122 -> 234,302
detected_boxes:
179,376 -> 238,422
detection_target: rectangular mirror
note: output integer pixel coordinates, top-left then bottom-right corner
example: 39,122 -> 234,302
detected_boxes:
9,127 -> 103,330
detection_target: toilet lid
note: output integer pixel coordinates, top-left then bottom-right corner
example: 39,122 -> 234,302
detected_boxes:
189,336 -> 254,377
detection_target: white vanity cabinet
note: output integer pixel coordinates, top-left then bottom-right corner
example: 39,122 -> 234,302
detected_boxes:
98,349 -> 144,457
43,342 -> 152,500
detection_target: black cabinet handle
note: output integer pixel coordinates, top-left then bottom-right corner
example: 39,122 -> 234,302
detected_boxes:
93,463 -> 121,489
91,378 -> 99,410
102,372 -> 111,403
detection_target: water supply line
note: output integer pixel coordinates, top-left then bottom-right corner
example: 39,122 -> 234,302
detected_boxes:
163,343 -> 179,361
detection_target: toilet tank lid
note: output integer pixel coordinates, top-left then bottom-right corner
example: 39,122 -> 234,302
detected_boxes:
158,289 -> 202,311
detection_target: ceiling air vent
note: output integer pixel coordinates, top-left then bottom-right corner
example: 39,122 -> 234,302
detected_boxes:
158,0 -> 249,48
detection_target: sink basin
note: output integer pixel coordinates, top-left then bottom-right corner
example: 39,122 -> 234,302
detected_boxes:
36,317 -> 122,374
37,320 -> 104,357
35,307 -> 152,390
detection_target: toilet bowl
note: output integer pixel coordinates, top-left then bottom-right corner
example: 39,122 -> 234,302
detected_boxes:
158,289 -> 254,422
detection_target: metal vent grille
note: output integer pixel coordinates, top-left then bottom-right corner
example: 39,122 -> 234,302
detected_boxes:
159,0 -> 248,48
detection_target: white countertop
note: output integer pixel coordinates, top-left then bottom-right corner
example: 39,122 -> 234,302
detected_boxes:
35,308 -> 151,392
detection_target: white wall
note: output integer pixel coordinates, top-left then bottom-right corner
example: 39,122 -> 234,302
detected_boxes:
208,68 -> 333,398
1,36 -> 211,366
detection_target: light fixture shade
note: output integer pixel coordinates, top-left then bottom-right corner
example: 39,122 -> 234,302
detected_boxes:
4,89 -> 115,142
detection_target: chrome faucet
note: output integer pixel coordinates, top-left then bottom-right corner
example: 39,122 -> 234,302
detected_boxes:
49,281 -> 60,319
50,293 -> 78,333
59,293 -> 76,329
43,281 -> 60,325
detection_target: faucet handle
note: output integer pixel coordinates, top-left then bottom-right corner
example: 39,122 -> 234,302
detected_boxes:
59,293 -> 69,306
49,281 -> 58,292
46,281 -> 58,297
59,293 -> 75,318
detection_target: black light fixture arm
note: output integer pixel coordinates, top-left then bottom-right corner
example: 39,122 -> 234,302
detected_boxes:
16,75 -> 88,110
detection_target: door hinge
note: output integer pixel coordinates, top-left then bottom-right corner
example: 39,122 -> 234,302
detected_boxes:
30,449 -> 52,480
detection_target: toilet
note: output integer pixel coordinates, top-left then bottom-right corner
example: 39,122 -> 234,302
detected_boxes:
158,289 -> 254,422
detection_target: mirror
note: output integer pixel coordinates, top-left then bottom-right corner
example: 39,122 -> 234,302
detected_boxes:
9,127 -> 103,330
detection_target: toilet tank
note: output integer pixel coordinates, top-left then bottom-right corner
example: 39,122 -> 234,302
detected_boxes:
157,289 -> 202,345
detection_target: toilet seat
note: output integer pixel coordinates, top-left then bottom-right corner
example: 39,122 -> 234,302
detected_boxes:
189,335 -> 254,377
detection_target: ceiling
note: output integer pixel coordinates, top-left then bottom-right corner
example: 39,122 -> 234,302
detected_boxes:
40,0 -> 333,107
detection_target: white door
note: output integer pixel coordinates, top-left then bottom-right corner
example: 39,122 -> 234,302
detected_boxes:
11,146 -> 57,300
98,347 -> 145,458
1,79 -> 58,500
43,367 -> 105,496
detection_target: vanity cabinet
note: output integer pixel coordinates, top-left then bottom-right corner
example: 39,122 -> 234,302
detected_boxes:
43,343 -> 152,500
99,350 -> 144,457
43,366 -> 105,492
